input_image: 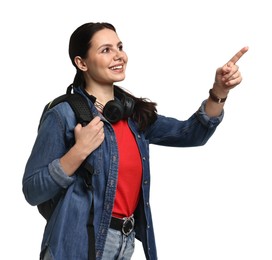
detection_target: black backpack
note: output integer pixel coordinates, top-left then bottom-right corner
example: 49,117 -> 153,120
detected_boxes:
38,85 -> 96,259
39,84 -> 93,129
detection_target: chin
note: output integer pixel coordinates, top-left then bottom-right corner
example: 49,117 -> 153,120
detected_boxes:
114,75 -> 126,82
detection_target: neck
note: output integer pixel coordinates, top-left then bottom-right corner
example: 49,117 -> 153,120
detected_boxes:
85,84 -> 114,106
94,99 -> 104,112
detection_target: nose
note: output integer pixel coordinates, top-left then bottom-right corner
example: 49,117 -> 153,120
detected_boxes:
113,50 -> 123,61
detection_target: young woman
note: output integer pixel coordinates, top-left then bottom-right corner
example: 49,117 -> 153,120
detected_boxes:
22,22 -> 248,260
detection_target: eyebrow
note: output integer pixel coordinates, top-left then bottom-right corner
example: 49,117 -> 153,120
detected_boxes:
97,41 -> 123,51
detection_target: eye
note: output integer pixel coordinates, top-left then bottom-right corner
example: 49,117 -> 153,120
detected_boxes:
118,44 -> 123,51
102,47 -> 110,53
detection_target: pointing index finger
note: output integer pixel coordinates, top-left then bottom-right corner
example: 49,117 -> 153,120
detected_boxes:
227,46 -> 249,66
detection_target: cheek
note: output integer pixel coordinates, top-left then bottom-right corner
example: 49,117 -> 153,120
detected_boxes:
95,56 -> 111,68
124,53 -> 128,63
88,59 -> 105,72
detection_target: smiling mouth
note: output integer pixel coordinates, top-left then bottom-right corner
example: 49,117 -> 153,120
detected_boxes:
110,65 -> 123,70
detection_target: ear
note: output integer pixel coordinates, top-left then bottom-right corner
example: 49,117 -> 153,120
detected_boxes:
74,56 -> 87,71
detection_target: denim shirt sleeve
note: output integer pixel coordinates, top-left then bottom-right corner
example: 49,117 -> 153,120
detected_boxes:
49,159 -> 74,188
145,99 -> 224,147
22,104 -> 76,206
197,100 -> 224,127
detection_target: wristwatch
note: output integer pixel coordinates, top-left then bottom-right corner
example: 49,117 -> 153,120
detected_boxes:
209,89 -> 227,103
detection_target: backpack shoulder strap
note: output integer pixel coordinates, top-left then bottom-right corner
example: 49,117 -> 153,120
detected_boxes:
39,91 -> 93,129
59,93 -> 93,125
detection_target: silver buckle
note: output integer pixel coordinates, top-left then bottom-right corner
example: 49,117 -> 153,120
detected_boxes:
122,215 -> 135,236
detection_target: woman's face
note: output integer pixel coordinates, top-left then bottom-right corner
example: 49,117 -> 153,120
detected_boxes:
82,28 -> 128,86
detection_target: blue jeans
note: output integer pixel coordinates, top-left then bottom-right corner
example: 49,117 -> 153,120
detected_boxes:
101,228 -> 136,260
42,228 -> 135,260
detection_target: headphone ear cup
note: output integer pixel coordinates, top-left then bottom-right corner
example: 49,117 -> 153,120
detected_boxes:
103,100 -> 124,123
123,96 -> 135,118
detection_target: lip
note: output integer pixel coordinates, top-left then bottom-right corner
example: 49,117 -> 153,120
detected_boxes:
109,63 -> 125,71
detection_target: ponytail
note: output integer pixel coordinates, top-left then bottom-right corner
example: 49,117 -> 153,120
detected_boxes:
73,70 -> 85,88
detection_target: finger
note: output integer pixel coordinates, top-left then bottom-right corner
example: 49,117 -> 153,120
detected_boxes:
74,123 -> 83,131
225,64 -> 239,74
227,46 -> 249,66
225,70 -> 240,82
89,116 -> 102,126
225,75 -> 242,87
222,63 -> 239,76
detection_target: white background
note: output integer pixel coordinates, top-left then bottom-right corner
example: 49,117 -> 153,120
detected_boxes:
1,0 -> 271,259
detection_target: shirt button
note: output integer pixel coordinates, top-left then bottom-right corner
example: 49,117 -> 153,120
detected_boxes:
106,203 -> 111,211
144,180 -> 148,185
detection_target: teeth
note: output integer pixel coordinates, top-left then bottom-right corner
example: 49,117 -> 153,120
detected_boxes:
111,65 -> 122,70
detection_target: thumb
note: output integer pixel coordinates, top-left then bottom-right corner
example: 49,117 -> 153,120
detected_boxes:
74,123 -> 82,134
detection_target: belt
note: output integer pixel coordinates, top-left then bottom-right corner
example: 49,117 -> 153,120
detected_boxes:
110,215 -> 135,236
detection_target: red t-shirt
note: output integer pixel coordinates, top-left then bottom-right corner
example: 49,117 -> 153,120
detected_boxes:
112,120 -> 142,218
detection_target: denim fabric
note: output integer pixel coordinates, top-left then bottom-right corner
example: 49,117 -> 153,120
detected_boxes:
43,248 -> 52,260
101,228 -> 135,260
22,87 -> 223,260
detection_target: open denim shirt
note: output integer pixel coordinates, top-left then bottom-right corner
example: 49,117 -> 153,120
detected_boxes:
23,87 -> 223,260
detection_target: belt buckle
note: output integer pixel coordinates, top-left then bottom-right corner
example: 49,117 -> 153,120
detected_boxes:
122,215 -> 135,236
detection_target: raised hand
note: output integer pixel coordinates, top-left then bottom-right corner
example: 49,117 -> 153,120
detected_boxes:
214,46 -> 249,94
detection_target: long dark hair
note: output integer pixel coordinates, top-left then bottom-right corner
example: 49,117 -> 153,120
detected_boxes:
69,22 -> 157,131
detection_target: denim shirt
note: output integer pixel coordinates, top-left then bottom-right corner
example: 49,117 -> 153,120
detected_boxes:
22,87 -> 223,260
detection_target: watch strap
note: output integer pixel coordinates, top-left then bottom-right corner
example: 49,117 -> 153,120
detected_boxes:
209,89 -> 227,103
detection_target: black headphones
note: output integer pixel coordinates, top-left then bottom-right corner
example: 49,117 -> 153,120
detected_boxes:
81,85 -> 135,124
103,87 -> 135,123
